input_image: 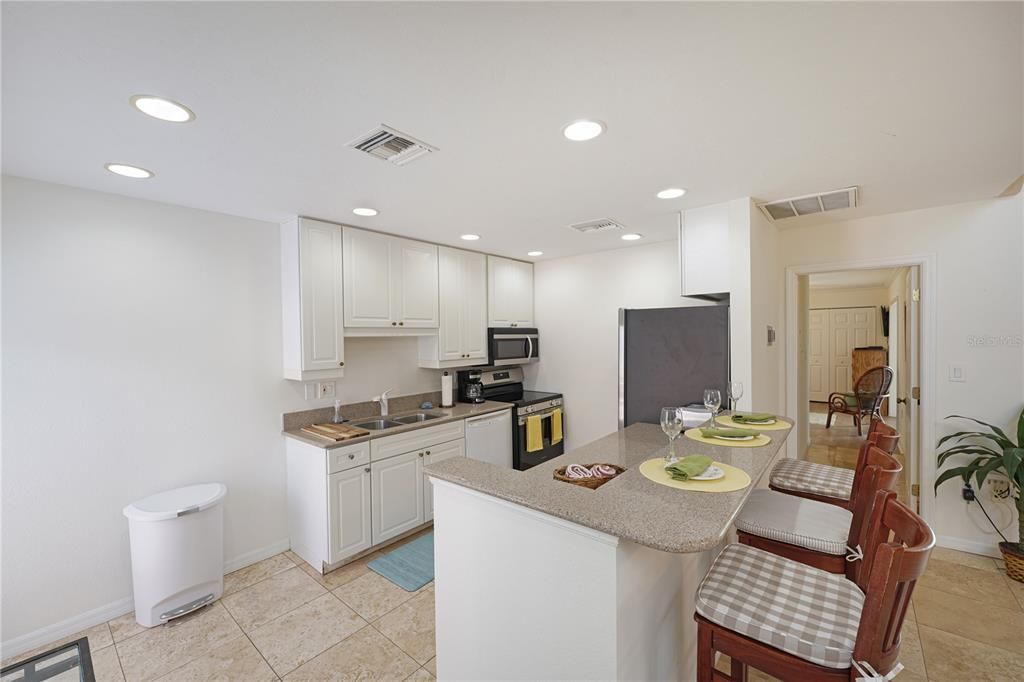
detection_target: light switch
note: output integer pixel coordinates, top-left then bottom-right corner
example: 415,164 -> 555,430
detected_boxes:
949,365 -> 966,383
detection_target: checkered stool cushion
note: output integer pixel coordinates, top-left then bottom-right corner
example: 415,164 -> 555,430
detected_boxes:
735,489 -> 853,555
696,543 -> 864,669
770,459 -> 855,501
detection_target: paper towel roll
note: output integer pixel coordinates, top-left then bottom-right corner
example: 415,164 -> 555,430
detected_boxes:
441,371 -> 454,408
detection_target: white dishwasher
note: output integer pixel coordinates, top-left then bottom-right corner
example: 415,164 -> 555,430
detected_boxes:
465,409 -> 514,468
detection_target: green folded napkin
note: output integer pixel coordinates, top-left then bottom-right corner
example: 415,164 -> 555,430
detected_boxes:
701,427 -> 759,439
665,455 -> 713,481
732,413 -> 777,424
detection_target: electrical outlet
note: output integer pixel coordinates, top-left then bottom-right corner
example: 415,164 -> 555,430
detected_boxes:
987,477 -> 1011,499
317,382 -> 336,399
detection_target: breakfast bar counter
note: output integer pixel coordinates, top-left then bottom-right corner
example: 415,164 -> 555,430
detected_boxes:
425,417 -> 793,681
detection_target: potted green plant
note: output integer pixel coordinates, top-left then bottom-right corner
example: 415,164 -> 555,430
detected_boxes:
935,407 -> 1024,582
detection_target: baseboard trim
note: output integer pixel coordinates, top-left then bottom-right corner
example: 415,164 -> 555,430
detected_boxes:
936,534 -> 1002,559
1,537 -> 291,660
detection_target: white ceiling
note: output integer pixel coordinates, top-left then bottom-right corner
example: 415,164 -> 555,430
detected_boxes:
809,269 -> 900,290
3,2 -> 1021,261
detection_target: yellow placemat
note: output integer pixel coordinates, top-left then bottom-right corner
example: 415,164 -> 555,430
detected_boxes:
638,458 -> 752,493
684,428 -> 771,448
715,414 -> 790,431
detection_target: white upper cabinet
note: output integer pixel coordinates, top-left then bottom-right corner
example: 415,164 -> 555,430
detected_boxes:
281,217 -> 345,381
343,227 -> 438,332
420,247 -> 487,367
487,256 -> 534,327
679,203 -> 730,298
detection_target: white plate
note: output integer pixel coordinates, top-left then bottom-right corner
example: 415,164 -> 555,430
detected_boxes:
713,434 -> 755,441
691,465 -> 725,481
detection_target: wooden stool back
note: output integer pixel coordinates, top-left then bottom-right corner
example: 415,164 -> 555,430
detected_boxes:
846,447 -> 903,581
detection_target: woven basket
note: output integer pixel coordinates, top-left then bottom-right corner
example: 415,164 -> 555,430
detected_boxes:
553,463 -> 625,490
999,542 -> 1024,583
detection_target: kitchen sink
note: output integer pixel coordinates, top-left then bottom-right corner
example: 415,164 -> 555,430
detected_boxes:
393,413 -> 442,424
352,419 -> 403,430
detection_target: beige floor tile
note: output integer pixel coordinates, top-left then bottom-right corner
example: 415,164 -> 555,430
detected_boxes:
930,546 -> 1001,572
223,552 -> 296,596
913,585 -> 1024,654
918,623 -> 1024,681
995,562 -> 1024,610
154,636 -> 276,682
406,667 -> 434,680
896,618 -> 928,681
374,589 -> 435,664
222,566 -> 326,632
423,656 -> 436,676
2,622 -> 114,667
114,603 -> 242,682
283,625 -> 419,681
108,612 -> 148,644
247,593 -> 366,676
92,644 -> 125,682
304,554 -> 375,591
917,557 -> 1017,608
333,571 -> 416,622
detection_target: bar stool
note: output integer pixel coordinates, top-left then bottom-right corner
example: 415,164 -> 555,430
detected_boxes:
769,421 -> 899,509
695,490 -> 934,682
736,446 -> 902,579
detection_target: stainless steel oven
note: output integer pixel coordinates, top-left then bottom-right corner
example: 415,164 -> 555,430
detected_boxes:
488,328 -> 539,367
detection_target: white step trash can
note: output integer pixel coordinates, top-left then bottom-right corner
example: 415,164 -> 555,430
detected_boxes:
123,483 -> 227,627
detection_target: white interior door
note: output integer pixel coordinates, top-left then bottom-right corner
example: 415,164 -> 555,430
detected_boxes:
907,267 -> 921,513
808,310 -> 828,401
888,296 -> 900,419
828,307 -> 877,394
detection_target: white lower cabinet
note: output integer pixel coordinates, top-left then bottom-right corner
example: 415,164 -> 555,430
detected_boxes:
371,450 -> 425,545
328,465 -> 372,564
423,438 -> 465,522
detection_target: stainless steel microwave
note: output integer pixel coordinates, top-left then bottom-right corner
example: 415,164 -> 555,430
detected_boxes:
487,328 -> 539,366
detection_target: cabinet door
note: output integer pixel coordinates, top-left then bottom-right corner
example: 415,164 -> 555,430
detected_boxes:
343,227 -> 393,327
679,203 -> 730,297
299,219 -> 345,371
423,439 -> 465,522
328,466 -> 372,564
437,247 -> 464,361
392,237 -> 439,328
371,451 -> 425,545
460,251 -> 488,359
487,256 -> 534,327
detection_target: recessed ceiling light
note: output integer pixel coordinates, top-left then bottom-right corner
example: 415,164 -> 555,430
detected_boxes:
656,188 -> 687,199
562,120 -> 605,142
461,234 -> 480,241
129,95 -> 195,123
104,163 -> 153,179
352,207 -> 378,217
527,251 -> 543,257
620,233 -> 643,241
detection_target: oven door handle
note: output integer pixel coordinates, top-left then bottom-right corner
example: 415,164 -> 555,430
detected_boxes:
518,408 -> 562,425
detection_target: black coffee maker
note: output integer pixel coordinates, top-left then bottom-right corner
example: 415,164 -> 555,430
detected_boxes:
457,369 -> 485,404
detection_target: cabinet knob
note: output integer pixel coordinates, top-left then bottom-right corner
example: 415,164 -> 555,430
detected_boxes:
364,467 -> 371,473
339,362 -> 345,367
425,450 -> 431,456
419,452 -> 424,458
348,453 -> 355,460
392,322 -> 397,326
399,321 -> 405,326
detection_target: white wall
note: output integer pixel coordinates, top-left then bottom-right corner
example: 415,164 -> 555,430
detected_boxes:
524,240 -> 708,449
748,202 -> 783,413
780,194 -> 1024,553
1,177 -> 442,649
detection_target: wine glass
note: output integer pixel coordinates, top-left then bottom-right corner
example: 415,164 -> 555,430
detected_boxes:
660,407 -> 684,463
703,389 -> 722,423
728,381 -> 744,411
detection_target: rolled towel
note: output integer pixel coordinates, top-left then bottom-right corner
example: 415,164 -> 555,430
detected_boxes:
732,413 -> 777,424
664,455 -> 713,481
701,427 -> 760,440
564,463 -> 592,479
589,464 -> 618,478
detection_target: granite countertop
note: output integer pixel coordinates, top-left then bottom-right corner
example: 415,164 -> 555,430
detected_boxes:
426,415 -> 793,553
282,400 -> 513,450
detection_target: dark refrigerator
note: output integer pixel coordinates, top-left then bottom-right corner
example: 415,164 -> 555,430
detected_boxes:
618,306 -> 730,427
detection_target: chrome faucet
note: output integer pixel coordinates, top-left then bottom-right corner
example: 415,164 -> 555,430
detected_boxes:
373,389 -> 394,417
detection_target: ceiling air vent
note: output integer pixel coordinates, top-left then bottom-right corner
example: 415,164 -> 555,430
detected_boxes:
568,218 -> 626,234
758,186 -> 858,222
347,125 -> 438,166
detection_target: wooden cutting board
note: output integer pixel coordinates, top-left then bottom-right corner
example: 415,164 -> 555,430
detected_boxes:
300,422 -> 370,442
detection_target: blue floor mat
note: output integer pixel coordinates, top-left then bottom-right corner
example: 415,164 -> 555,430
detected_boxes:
368,532 -> 434,591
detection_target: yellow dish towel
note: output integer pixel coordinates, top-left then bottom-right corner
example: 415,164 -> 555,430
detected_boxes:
551,408 -> 563,445
526,414 -> 544,452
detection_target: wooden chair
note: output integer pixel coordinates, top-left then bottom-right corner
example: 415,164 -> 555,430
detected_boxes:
696,490 -> 934,681
826,366 -> 894,435
737,446 -> 903,581
769,421 -> 900,510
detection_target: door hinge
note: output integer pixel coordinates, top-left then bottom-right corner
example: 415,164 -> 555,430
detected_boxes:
912,288 -> 921,302
911,483 -> 920,498
911,386 -> 920,401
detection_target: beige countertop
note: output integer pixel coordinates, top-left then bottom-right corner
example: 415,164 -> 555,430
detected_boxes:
282,400 -> 513,450
425,415 -> 793,553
